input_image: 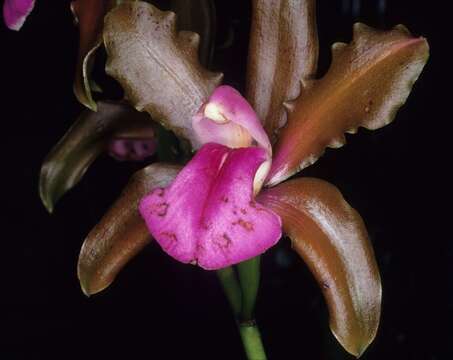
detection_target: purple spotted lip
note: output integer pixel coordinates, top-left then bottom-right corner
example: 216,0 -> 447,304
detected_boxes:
139,86 -> 282,269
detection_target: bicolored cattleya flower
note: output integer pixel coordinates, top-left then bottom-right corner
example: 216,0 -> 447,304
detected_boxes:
76,1 -> 428,356
3,0 -> 34,30
139,86 -> 281,269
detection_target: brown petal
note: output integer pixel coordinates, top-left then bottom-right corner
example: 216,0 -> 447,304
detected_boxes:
258,178 -> 381,357
78,163 -> 181,296
245,0 -> 318,141
71,0 -> 113,111
268,23 -> 429,186
103,1 -> 223,147
39,101 -> 154,213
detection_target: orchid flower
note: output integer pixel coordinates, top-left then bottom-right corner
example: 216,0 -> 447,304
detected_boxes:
139,86 -> 281,269
3,0 -> 34,30
48,0 -> 427,358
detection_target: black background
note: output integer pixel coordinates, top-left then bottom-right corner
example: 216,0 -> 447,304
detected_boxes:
2,1 -> 450,359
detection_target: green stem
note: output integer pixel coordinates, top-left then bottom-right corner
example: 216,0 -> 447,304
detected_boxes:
217,266 -> 242,317
237,256 -> 261,321
239,321 -> 267,360
217,262 -> 268,360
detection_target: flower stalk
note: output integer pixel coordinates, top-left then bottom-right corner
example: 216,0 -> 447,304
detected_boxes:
217,256 -> 267,359
217,266 -> 242,318
237,256 -> 261,321
239,321 -> 267,360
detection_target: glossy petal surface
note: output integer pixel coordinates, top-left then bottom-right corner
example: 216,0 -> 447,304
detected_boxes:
3,0 -> 34,30
78,164 -> 181,296
268,23 -> 429,186
259,178 -> 381,357
193,85 -> 272,155
140,143 -> 282,270
39,101 -> 154,212
246,0 -> 318,141
104,1 -> 222,147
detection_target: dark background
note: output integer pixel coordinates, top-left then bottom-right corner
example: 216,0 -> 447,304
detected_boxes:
2,1 -> 449,359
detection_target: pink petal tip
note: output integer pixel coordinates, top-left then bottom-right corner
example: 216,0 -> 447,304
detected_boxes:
3,0 -> 35,31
